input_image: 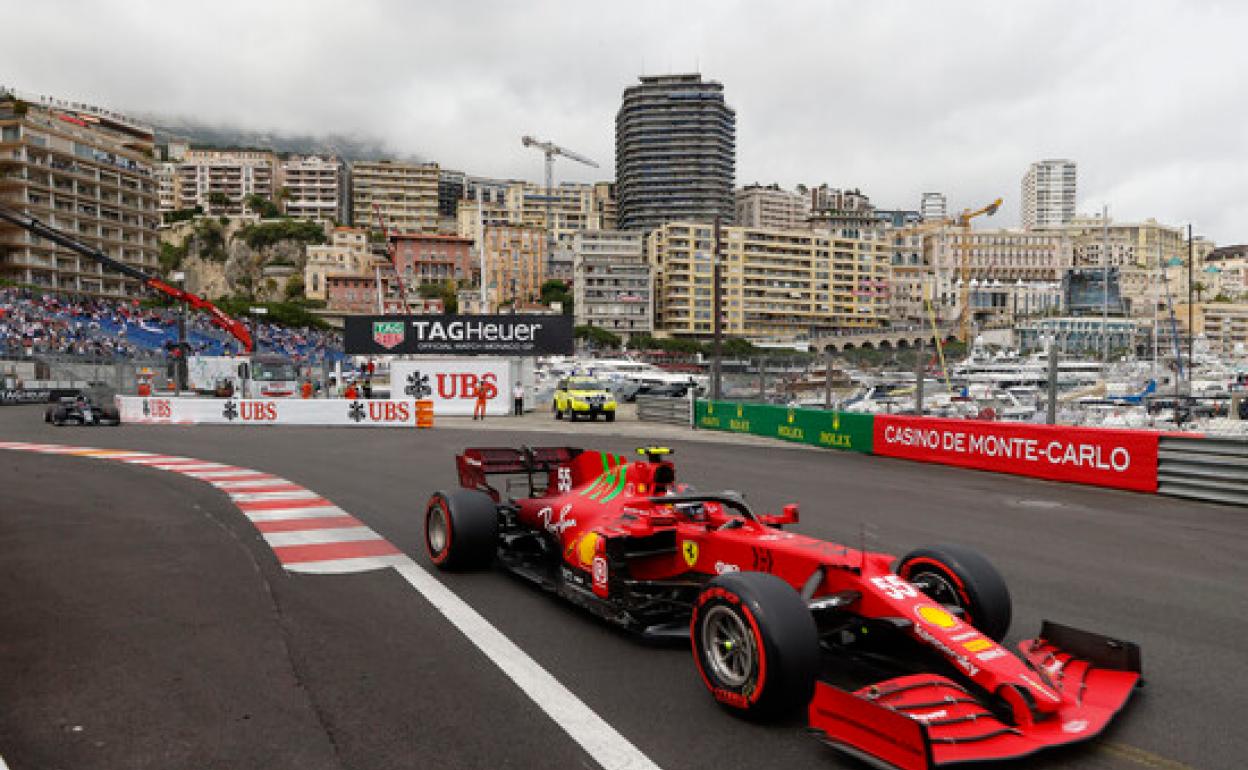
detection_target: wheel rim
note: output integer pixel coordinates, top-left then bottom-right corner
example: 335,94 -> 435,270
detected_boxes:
428,505 -> 448,555
910,569 -> 962,609
702,605 -> 756,688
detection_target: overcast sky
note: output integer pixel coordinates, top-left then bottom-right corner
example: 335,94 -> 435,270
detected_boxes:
4,0 -> 1245,242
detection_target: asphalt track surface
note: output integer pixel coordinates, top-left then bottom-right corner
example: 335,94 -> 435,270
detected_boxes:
0,405 -> 1244,770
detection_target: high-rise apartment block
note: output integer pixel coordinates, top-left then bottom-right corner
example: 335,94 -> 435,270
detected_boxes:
573,230 -> 651,338
174,149 -> 277,215
278,155 -> 342,222
350,160 -> 439,233
0,89 -> 160,297
616,74 -> 735,231
483,225 -> 546,310
1021,159 -> 1077,229
921,192 -> 947,222
735,184 -> 807,230
647,222 -> 890,339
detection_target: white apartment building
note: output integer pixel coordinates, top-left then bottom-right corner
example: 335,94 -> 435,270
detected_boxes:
921,192 -> 947,222
573,230 -> 651,338
176,149 -> 276,215
350,160 -> 439,233
1021,159 -> 1077,229
156,162 -> 178,212
278,155 -> 341,222
925,227 -> 1072,327
735,184 -> 807,230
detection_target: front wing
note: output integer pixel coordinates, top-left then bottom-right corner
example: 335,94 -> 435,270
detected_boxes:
808,621 -> 1142,769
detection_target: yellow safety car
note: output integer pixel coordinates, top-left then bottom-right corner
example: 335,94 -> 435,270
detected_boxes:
552,376 -> 617,422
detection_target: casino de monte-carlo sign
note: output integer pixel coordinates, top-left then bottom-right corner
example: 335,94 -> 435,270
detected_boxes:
344,315 -> 574,356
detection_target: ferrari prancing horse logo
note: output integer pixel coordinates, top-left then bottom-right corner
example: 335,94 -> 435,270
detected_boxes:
682,540 -> 699,567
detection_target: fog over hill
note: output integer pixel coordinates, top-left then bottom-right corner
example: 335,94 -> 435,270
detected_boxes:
146,115 -> 427,164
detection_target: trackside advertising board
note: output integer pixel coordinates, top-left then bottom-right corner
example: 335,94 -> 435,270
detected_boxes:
389,359 -> 513,416
344,315 -> 573,356
116,396 -> 420,427
695,400 -> 873,453
873,415 -> 1159,492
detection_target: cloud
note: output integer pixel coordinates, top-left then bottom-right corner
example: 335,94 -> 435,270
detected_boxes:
3,0 -> 1243,241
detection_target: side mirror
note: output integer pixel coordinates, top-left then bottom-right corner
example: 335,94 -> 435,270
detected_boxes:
760,503 -> 800,528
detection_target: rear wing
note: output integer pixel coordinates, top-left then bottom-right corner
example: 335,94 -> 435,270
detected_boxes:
457,446 -> 582,501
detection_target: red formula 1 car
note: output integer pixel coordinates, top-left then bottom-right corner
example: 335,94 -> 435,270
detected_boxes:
425,446 -> 1142,769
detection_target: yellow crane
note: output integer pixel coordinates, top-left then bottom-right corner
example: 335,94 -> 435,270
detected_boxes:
892,197 -> 1002,389
951,198 -> 1002,342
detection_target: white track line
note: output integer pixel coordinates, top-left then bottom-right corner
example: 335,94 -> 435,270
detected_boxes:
228,490 -> 323,502
244,506 -> 349,522
261,527 -> 382,547
392,560 -> 663,770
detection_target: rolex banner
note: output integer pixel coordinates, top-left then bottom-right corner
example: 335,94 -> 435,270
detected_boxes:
344,315 -> 574,356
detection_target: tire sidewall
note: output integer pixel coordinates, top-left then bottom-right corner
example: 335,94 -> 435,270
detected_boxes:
425,494 -> 455,566
691,572 -> 818,718
898,544 -> 1012,642
424,489 -> 498,571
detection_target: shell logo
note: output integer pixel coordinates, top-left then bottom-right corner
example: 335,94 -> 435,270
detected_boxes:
916,605 -> 959,629
576,532 -> 600,567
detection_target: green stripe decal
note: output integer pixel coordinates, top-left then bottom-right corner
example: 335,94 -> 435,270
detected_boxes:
600,457 -> 628,503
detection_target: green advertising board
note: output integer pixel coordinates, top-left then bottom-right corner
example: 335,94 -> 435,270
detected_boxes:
694,400 -> 873,454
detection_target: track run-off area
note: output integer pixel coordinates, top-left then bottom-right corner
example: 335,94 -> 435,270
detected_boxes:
0,405 -> 1243,770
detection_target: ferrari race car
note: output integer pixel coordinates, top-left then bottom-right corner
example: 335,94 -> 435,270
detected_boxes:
44,394 -> 121,426
425,446 -> 1142,769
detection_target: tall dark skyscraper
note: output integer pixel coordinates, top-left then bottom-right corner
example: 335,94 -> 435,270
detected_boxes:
615,73 -> 736,232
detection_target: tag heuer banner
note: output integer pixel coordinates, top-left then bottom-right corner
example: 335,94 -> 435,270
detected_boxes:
344,315 -> 574,356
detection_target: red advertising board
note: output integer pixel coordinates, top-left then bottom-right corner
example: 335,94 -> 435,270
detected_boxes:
873,416 -> 1159,492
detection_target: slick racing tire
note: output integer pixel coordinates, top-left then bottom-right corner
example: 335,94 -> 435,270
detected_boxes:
691,571 -> 819,719
898,544 -> 1012,642
52,409 -> 67,426
425,489 -> 498,571
554,403 -> 564,420
605,412 -> 616,422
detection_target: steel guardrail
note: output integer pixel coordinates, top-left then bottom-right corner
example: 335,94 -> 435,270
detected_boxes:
635,395 -> 693,426
1157,434 -> 1248,506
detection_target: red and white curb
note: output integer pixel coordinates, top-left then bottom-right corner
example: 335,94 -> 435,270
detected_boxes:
0,441 -> 404,575
0,440 -> 664,770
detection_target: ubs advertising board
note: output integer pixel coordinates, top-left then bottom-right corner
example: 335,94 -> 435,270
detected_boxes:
345,315 -> 573,356
873,415 -> 1159,492
389,359 -> 513,416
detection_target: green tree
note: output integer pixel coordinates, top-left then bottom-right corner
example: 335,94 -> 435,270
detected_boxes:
284,274 -> 305,301
207,191 -> 231,209
540,279 -> 573,315
245,194 -> 281,219
575,325 -> 622,349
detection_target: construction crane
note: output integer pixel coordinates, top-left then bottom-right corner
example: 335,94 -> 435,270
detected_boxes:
951,198 -> 1003,342
520,135 -> 598,258
891,197 -> 1002,389
907,199 -> 1002,342
0,204 -> 254,351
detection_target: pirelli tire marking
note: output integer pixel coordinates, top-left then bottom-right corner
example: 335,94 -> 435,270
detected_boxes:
0,441 -> 405,574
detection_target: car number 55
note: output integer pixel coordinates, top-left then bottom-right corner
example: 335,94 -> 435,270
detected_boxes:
871,574 -> 918,600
